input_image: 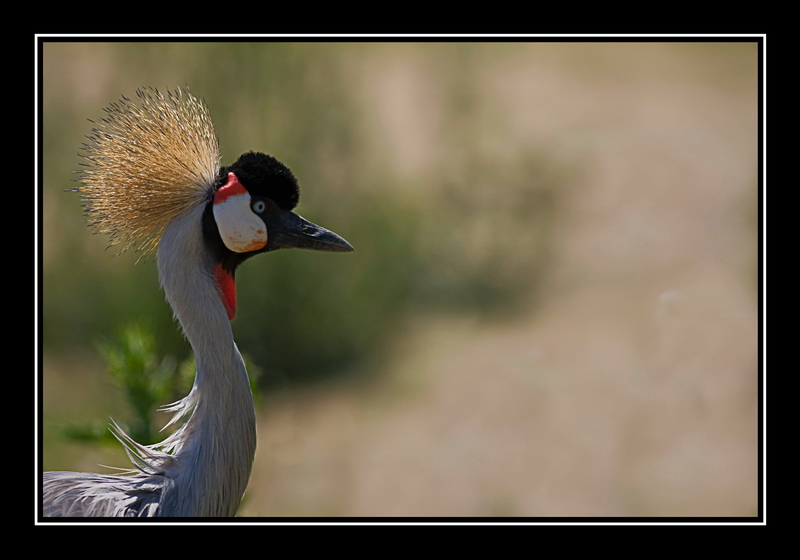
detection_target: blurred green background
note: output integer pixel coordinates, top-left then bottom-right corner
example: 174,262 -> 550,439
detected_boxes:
41,41 -> 759,517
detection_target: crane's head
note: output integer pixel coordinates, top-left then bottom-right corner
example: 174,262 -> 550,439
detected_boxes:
205,151 -> 353,273
77,88 -> 353,321
203,151 -> 353,318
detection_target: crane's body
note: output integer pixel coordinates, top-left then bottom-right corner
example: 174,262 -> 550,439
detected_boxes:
42,88 -> 352,517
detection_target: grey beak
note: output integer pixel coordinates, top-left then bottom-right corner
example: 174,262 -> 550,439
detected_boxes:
268,209 -> 354,253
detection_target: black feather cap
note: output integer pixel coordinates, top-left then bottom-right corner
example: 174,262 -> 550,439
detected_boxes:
216,151 -> 300,211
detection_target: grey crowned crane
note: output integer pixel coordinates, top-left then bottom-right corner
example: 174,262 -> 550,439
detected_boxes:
43,88 -> 353,517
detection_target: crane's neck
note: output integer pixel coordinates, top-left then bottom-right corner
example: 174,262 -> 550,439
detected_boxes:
156,204 -> 257,516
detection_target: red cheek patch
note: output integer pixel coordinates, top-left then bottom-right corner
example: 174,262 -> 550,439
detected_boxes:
214,172 -> 248,203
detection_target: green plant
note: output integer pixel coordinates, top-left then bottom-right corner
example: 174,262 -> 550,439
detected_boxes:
61,323 -> 261,447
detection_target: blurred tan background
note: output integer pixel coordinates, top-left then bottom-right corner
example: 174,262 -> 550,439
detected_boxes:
41,41 -> 759,517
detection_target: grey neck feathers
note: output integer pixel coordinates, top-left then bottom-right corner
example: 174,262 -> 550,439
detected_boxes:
156,205 -> 257,516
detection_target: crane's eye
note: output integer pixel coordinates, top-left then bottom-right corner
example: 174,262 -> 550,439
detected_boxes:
252,200 -> 267,214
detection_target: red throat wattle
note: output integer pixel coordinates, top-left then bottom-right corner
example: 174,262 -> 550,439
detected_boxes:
214,263 -> 237,320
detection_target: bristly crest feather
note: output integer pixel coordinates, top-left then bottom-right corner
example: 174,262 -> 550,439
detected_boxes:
78,87 -> 220,256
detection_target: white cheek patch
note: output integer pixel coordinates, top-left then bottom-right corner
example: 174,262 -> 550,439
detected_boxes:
213,172 -> 268,253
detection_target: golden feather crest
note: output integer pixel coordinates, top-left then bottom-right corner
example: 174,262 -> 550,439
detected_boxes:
78,88 -> 220,255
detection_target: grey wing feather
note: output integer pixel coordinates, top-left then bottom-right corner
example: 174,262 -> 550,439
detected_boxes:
42,471 -> 172,517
